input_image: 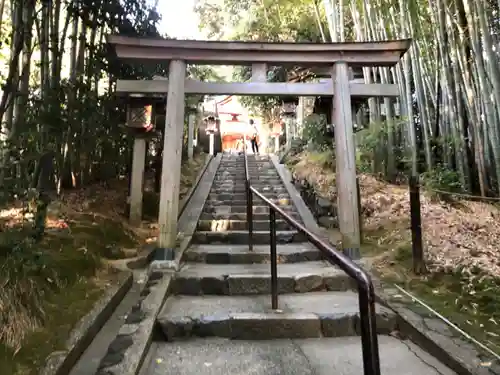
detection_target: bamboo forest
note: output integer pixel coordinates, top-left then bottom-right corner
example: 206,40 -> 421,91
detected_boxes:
196,0 -> 500,197
0,0 -> 500,373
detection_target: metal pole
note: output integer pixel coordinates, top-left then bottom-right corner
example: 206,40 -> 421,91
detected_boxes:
356,176 -> 363,244
248,186 -> 253,251
269,209 -> 278,310
358,286 -> 381,375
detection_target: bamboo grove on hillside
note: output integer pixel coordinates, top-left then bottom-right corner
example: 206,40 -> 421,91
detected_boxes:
196,0 -> 500,196
0,0 -> 218,207
0,0 -> 164,202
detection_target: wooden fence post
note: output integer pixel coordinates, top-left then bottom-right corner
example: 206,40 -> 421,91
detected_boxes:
409,175 -> 426,274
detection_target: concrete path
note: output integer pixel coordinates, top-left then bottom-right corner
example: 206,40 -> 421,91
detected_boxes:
143,336 -> 454,375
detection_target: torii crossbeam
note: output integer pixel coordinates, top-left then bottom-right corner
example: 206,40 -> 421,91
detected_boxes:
107,35 -> 411,253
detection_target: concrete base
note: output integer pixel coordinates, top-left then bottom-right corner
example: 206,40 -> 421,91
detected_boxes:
152,248 -> 175,261
142,336 -> 454,375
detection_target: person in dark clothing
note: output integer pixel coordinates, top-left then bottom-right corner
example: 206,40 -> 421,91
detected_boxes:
249,119 -> 259,154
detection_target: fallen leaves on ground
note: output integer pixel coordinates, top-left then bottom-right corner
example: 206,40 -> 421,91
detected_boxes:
291,150 -> 500,278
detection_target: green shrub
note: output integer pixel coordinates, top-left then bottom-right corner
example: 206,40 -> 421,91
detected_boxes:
302,114 -> 331,150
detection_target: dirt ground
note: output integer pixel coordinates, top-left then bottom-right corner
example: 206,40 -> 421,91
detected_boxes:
0,153 -> 207,375
288,150 -> 500,355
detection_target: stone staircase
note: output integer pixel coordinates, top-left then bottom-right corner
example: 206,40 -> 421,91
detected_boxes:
193,153 -> 304,245
140,153 -> 455,375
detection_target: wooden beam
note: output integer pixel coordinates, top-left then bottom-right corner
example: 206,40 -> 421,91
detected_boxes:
129,137 -> 146,225
157,60 -> 186,250
107,35 -> 411,67
332,62 -> 360,250
349,83 -> 399,97
116,79 -> 400,97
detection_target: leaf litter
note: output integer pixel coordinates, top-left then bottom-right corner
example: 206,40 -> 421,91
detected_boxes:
290,151 -> 500,355
290,150 -> 500,278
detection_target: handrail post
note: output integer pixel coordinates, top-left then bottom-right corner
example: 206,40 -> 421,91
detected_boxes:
358,284 -> 381,375
269,209 -> 278,310
247,182 -> 253,251
244,136 -> 253,251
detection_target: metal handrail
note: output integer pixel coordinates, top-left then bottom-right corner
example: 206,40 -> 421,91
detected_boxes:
243,152 -> 381,375
243,135 -> 253,251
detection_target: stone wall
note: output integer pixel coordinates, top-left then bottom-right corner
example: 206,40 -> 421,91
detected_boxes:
291,174 -> 339,230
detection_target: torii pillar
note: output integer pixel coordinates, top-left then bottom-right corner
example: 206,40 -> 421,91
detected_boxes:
157,60 -> 186,255
332,61 -> 360,256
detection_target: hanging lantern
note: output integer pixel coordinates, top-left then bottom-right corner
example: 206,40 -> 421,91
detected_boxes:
127,96 -> 154,132
205,115 -> 219,135
281,98 -> 298,115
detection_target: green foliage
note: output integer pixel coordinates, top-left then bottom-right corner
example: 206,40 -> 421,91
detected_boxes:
195,0 -> 327,115
302,114 -> 331,151
355,118 -> 409,176
307,148 -> 335,170
421,164 -> 463,193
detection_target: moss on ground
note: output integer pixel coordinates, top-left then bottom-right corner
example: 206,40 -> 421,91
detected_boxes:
0,152 -> 207,375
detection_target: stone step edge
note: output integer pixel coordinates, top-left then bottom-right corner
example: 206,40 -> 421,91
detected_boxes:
202,206 -> 295,211
197,219 -> 289,223
172,272 -> 353,295
157,310 -> 396,341
183,248 -> 322,264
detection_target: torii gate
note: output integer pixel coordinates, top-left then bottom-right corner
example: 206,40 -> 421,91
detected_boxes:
107,36 -> 411,253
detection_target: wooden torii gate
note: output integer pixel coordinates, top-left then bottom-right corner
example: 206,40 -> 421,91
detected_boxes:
107,35 -> 411,253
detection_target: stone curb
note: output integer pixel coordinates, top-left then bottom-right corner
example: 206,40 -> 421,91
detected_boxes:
125,153 -> 217,270
95,272 -> 172,375
157,308 -> 396,341
375,286 -> 500,375
178,153 -> 213,219
149,153 -> 223,272
40,271 -> 134,375
269,155 -> 325,238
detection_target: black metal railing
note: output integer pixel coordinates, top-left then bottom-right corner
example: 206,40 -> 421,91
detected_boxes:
242,144 -> 381,375
243,136 -> 253,251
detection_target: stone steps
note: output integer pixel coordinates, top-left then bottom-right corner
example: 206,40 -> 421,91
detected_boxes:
202,204 -> 295,214
157,292 -> 396,341
199,212 -> 302,221
142,336 -> 453,375
183,244 -> 322,264
194,154 -> 303,245
209,187 -> 288,194
214,175 -> 279,180
171,261 -> 352,295
212,180 -> 283,187
138,154 -> 455,375
192,230 -> 306,245
207,194 -> 291,203
197,219 -> 291,232
205,200 -> 291,207
214,173 -> 275,178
